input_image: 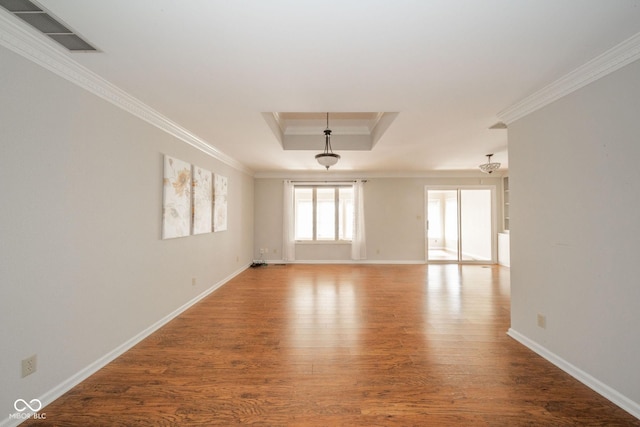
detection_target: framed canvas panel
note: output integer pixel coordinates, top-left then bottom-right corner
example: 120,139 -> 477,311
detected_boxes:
162,155 -> 192,239
192,165 -> 213,235
213,174 -> 228,232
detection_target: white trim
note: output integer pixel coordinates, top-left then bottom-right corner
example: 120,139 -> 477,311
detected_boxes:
263,259 -> 425,265
255,170 -> 507,180
0,264 -> 250,427
0,11 -> 252,176
498,32 -> 640,124
295,241 -> 352,245
507,328 -> 640,420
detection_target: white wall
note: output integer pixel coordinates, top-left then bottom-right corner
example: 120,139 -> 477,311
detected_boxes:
497,233 -> 510,267
460,189 -> 492,260
255,177 -> 502,263
0,45 -> 254,420
509,59 -> 640,412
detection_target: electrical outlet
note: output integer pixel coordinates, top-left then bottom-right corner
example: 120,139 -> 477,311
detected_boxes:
22,354 -> 37,378
260,248 -> 264,254
192,278 -> 197,286
537,313 -> 546,329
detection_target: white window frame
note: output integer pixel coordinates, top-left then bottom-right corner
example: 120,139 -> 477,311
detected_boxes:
294,185 -> 353,243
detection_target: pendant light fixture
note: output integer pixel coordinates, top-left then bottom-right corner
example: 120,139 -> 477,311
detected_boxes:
479,154 -> 501,174
315,112 -> 340,170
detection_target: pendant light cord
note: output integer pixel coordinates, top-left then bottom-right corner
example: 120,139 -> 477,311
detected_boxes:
325,112 -> 333,154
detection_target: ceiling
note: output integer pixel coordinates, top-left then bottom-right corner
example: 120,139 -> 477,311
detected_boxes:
6,0 -> 640,176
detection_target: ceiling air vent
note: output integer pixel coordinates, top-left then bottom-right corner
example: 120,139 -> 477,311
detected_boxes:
0,0 -> 96,51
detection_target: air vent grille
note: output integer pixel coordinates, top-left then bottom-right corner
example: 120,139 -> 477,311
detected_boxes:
14,11 -> 70,33
0,0 -> 96,51
1,0 -> 40,12
48,34 -> 96,51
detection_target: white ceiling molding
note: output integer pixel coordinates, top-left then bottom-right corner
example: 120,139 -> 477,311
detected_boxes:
498,31 -> 640,125
0,11 -> 252,175
253,170 -> 505,180
260,112 -> 284,146
263,112 -> 399,151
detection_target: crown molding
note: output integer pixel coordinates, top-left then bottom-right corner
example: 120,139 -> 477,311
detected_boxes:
253,169 -> 507,180
0,11 -> 253,176
498,31 -> 640,125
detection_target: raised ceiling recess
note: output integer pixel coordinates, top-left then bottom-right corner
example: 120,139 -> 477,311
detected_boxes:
263,112 -> 398,151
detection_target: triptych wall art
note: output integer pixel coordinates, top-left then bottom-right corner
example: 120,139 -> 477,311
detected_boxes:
192,165 -> 213,235
162,154 -> 228,239
213,173 -> 228,232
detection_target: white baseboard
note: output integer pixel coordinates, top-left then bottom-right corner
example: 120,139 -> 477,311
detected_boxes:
265,259 -> 426,265
507,328 -> 640,420
1,264 -> 249,427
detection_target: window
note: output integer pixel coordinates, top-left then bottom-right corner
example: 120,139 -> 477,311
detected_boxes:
427,199 -> 442,239
294,186 -> 353,241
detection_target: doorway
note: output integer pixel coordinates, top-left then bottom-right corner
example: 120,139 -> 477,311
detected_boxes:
425,187 -> 495,263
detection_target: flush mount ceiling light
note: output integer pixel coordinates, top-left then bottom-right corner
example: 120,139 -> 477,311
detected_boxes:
479,154 -> 501,174
315,112 -> 340,170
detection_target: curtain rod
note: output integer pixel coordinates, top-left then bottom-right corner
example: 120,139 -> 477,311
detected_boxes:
289,180 -> 367,183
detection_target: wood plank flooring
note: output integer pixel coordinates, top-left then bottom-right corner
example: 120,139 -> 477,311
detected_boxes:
25,264 -> 639,426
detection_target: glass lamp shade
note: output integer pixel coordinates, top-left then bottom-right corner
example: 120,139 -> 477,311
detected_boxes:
315,153 -> 340,169
479,161 -> 501,174
479,154 -> 500,174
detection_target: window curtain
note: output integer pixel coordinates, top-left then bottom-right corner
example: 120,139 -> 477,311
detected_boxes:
351,179 -> 367,260
282,180 -> 295,262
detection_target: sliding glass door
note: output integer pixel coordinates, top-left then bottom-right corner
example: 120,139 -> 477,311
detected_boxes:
426,190 -> 458,261
426,187 -> 495,263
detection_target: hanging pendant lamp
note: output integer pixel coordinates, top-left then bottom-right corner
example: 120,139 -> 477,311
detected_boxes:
479,154 -> 501,174
315,112 -> 340,170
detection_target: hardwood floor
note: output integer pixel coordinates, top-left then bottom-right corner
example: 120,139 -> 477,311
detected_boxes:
26,264 -> 639,426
